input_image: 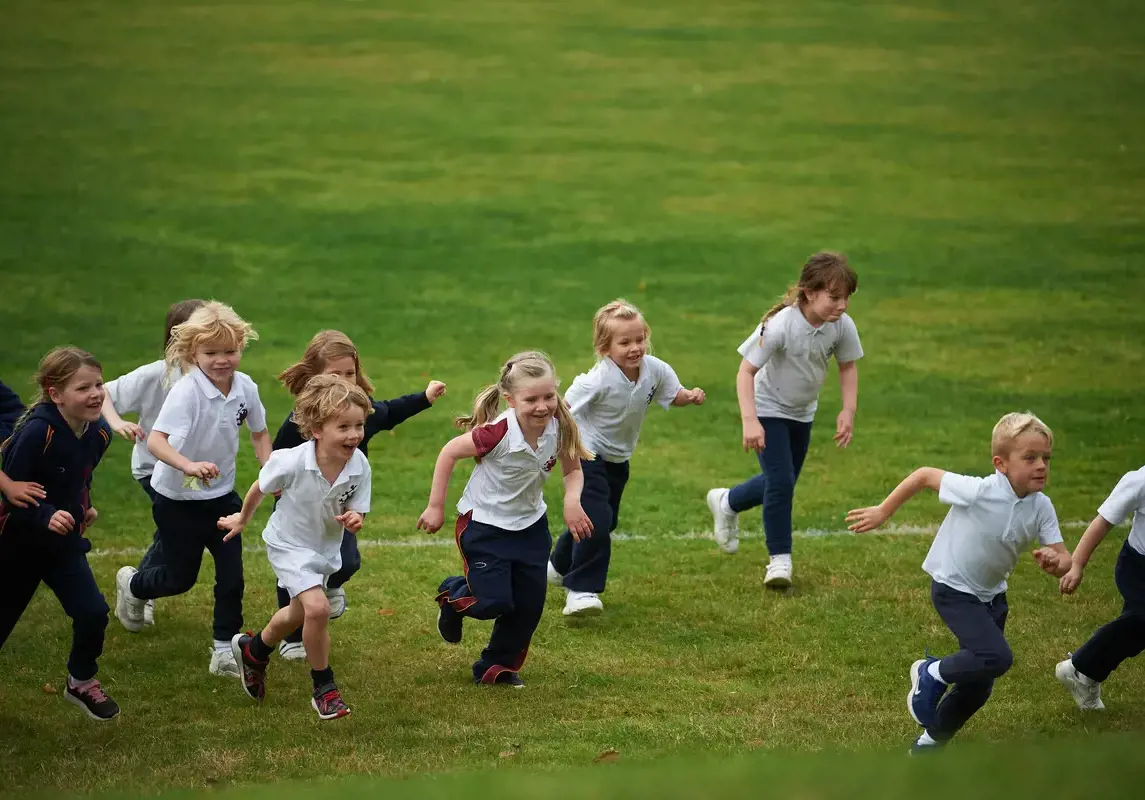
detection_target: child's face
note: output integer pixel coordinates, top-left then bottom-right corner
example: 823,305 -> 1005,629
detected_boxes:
49,365 -> 105,424
994,432 -> 1052,496
605,319 -> 648,373
506,377 -> 559,429
194,339 -> 241,386
312,406 -> 367,459
322,356 -> 358,384
804,285 -> 850,323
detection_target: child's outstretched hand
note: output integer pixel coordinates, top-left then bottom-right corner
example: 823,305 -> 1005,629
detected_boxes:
217,513 -> 246,542
677,387 -> 705,406
564,502 -> 594,542
0,478 -> 46,508
425,381 -> 447,404
834,408 -> 855,448
1059,565 -> 1085,595
1033,546 -> 1061,575
742,419 -> 766,452
336,511 -> 364,534
84,507 -> 98,528
47,510 -> 75,535
846,505 -> 889,532
111,420 -> 146,442
417,506 -> 444,534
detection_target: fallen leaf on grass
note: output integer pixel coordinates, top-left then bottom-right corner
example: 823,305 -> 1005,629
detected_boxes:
42,683 -> 57,695
498,751 -> 516,759
376,608 -> 395,616
593,749 -> 620,764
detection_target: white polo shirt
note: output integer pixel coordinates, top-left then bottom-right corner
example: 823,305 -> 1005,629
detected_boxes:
923,470 -> 1063,602
150,368 -> 267,501
458,409 -> 559,531
258,441 -> 371,556
738,306 -> 863,423
1097,466 -> 1145,556
564,355 -> 682,463
105,359 -> 183,480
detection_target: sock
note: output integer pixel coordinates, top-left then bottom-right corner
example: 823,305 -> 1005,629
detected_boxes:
916,731 -> 938,747
249,631 -> 273,662
213,639 -> 231,652
68,675 -> 96,691
719,492 -> 735,516
928,661 -> 948,684
770,553 -> 792,567
311,666 -> 335,690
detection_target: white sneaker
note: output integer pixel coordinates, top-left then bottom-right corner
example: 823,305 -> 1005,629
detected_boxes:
706,489 -> 739,554
279,641 -> 308,661
326,587 -> 346,619
143,600 -> 155,627
209,647 -> 241,678
563,590 -> 604,617
114,566 -> 145,632
546,561 -> 564,587
1056,658 -> 1104,710
764,559 -> 793,588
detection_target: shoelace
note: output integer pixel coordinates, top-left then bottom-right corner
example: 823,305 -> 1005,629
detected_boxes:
320,690 -> 344,709
83,682 -> 110,703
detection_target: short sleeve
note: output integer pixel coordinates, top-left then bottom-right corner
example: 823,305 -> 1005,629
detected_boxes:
1097,471 -> 1145,526
834,316 -> 864,364
105,361 -> 162,415
257,449 -> 295,494
737,323 -> 785,369
243,380 -> 267,434
1036,497 -> 1064,545
471,418 -> 510,459
563,370 -> 600,418
151,377 -> 196,438
346,458 -> 371,514
651,357 -> 684,410
938,472 -> 983,508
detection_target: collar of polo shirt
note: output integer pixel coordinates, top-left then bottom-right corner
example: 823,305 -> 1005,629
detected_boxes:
190,366 -> 228,399
602,356 -> 646,384
300,440 -> 364,484
503,408 -> 559,454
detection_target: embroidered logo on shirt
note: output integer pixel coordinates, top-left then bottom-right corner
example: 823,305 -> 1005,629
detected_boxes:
236,403 -> 249,427
337,484 -> 357,506
543,456 -> 557,472
646,385 -> 657,405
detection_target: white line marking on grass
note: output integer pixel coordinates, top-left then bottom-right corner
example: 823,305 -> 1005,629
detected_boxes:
84,520 -> 1089,559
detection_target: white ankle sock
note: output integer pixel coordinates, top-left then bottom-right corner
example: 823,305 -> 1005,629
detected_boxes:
916,731 -> 938,746
928,661 -> 948,684
719,492 -> 734,516
68,675 -> 96,691
213,640 -> 231,652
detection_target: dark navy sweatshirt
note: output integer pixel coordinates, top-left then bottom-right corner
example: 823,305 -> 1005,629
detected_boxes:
0,379 -> 23,443
272,391 -> 432,455
0,402 -> 112,551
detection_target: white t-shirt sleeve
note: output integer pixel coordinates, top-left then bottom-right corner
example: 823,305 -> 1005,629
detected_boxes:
652,358 -> 684,410
346,458 -> 372,515
738,323 -> 785,368
151,377 -> 196,438
563,370 -> 600,418
257,449 -> 295,494
1036,497 -> 1064,546
105,362 -> 160,415
1097,471 -> 1145,526
938,472 -> 983,507
834,316 -> 864,364
244,380 -> 267,434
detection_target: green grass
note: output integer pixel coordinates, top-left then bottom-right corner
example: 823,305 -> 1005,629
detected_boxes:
2,0 -> 1144,796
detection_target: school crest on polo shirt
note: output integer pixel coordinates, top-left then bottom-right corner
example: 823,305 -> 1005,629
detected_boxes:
542,456 -> 557,472
337,484 -> 357,506
645,385 -> 657,406
236,402 -> 249,427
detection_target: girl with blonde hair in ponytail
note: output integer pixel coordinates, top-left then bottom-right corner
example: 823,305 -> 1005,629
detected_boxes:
417,351 -> 592,688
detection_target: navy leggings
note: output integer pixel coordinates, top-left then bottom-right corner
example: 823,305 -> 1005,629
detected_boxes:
1072,542 -> 1145,682
726,417 -> 813,556
550,457 -> 629,594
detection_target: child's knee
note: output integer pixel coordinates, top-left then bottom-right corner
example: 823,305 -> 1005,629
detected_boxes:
983,643 -> 1014,677
300,592 -> 330,623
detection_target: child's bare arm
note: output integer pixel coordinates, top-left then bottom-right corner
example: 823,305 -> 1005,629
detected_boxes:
560,454 -> 593,541
1034,541 -> 1072,578
846,468 -> 946,532
1059,515 -> 1115,594
217,479 -> 266,541
250,428 -> 272,466
416,433 -> 478,533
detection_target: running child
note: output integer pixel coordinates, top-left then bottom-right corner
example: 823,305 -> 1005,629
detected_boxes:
846,412 -> 1071,754
0,348 -> 118,720
417,351 -> 593,687
100,298 -> 205,626
706,252 -> 863,588
548,300 -> 704,616
1055,464 -> 1145,711
221,375 -> 372,720
114,301 -> 270,678
0,378 -> 47,508
270,329 -> 446,660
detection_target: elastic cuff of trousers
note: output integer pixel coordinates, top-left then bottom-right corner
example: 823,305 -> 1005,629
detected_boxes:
477,664 -> 517,685
436,589 -> 476,613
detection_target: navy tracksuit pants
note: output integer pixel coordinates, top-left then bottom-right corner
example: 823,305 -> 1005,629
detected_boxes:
550,457 -> 629,594
437,513 -> 550,683
1072,542 -> 1145,682
276,529 -> 361,645
0,529 -> 109,681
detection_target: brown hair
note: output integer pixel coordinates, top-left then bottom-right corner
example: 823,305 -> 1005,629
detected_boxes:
592,299 -> 651,358
456,351 -> 592,462
164,299 -> 207,350
292,374 -> 373,441
278,330 -> 375,397
165,301 -> 258,370
7,347 -> 103,441
760,252 -> 858,329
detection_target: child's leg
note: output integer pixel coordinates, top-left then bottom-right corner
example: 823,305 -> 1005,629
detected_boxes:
726,474 -> 765,514
275,585 -> 304,646
552,458 -> 621,594
437,517 -> 515,620
549,458 -> 594,576
929,584 -> 1012,742
758,419 -> 797,557
203,493 -> 244,644
258,596 -> 307,646
135,477 -> 162,573
1071,542 -> 1145,682
129,495 -> 208,600
42,551 -> 109,682
295,588 -> 331,672
0,536 -> 43,650
327,530 -> 360,591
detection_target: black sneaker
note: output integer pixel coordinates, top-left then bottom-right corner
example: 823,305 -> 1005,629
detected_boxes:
64,680 -> 120,721
230,633 -> 268,702
312,682 -> 351,720
437,602 -> 463,644
476,671 -> 526,689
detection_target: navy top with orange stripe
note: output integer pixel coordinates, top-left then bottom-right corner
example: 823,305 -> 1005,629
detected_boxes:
0,379 -> 22,443
0,402 -> 112,551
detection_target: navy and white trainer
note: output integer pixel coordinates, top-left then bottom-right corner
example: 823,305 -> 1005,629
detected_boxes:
908,657 -> 947,729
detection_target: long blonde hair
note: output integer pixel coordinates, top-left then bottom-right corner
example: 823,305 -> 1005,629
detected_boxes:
456,351 -> 592,462
292,374 -> 374,440
760,252 -> 859,330
279,330 -> 375,396
6,347 -> 102,445
592,299 -> 651,358
165,301 -> 258,371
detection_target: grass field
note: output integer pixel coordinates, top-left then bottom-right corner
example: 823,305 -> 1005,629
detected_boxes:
2,0 -> 1144,796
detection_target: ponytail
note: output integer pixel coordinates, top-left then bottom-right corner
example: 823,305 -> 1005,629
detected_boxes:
456,384 -> 503,431
554,396 -> 593,462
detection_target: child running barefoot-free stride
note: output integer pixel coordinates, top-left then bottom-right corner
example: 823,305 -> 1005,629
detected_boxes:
1055,463 -> 1145,711
270,330 -> 445,661
100,298 -> 205,627
0,378 -> 47,509
417,352 -> 593,687
707,252 -> 863,588
548,300 -> 704,617
0,349 -> 118,720
221,375 -> 372,720
846,412 -> 1071,754
115,301 -> 271,678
